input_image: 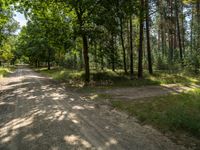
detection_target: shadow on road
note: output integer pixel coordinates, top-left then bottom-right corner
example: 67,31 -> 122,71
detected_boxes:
0,67 -> 183,150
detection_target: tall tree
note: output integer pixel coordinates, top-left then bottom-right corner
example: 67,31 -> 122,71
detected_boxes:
145,0 -> 153,74
130,16 -> 134,79
138,0 -> 144,78
66,0 -> 101,83
175,0 -> 183,62
119,16 -> 127,74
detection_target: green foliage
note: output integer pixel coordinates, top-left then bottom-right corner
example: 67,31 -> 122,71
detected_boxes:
155,56 -> 169,70
0,66 -> 14,77
0,36 -> 17,65
184,50 -> 200,74
6,0 -> 200,82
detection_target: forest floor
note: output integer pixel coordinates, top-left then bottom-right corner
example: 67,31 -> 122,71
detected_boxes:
0,66 -> 194,150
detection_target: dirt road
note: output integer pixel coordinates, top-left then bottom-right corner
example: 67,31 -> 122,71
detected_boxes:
101,84 -> 199,100
0,66 -> 185,150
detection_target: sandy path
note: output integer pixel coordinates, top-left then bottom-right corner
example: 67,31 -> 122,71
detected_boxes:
0,66 -> 185,150
99,84 -> 200,100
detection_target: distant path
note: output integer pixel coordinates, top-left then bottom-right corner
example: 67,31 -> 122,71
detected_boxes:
0,66 -> 185,150
100,84 -> 200,100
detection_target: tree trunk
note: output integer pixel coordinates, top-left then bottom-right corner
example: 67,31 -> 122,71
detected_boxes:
145,0 -> 153,74
196,0 -> 200,48
181,3 -> 185,55
138,0 -> 144,78
175,0 -> 183,62
79,48 -> 83,70
111,33 -> 115,72
94,41 -> 97,70
47,49 -> 51,70
169,0 -> 174,63
100,49 -> 104,70
190,5 -> 194,53
120,17 -> 127,74
82,34 -> 90,82
130,16 -> 134,79
99,41 -> 104,70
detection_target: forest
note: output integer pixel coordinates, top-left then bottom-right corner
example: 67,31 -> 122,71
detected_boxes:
0,0 -> 199,83
0,0 -> 200,149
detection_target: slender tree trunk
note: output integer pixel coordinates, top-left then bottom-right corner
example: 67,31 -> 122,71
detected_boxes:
145,0 -> 153,74
111,33 -> 115,71
127,19 -> 130,69
196,0 -> 200,48
170,34 -> 174,62
161,28 -> 166,57
175,0 -> 183,61
130,16 -> 134,79
190,6 -> 193,53
138,0 -> 144,78
120,17 -> 127,74
169,0 -> 174,63
47,49 -> 51,70
79,48 -> 83,70
100,50 -> 104,70
94,41 -> 97,70
158,29 -> 161,55
82,34 -> 90,82
35,60 -> 38,68
181,3 -> 185,55
99,41 -> 104,70
157,0 -> 161,56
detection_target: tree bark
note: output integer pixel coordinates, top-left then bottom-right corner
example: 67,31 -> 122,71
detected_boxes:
47,49 -> 51,70
100,49 -> 104,70
138,0 -> 144,78
181,3 -> 185,55
190,5 -> 194,53
82,34 -> 90,82
145,0 -> 153,74
175,0 -> 183,62
120,17 -> 127,74
111,33 -> 115,72
130,16 -> 134,79
196,0 -> 200,48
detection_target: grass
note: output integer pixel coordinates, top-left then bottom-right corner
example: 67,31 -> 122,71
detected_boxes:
35,67 -> 85,87
111,89 -> 200,148
36,67 -> 200,88
149,72 -> 200,85
0,66 -> 14,78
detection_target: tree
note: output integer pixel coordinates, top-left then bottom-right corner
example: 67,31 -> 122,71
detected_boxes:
175,0 -> 183,62
138,0 -> 144,78
145,0 -> 153,74
66,0 -> 102,82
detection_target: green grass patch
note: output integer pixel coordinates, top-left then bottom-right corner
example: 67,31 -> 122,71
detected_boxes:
35,67 -> 85,87
0,67 -> 14,78
36,67 -> 200,88
149,72 -> 200,85
111,88 -> 200,138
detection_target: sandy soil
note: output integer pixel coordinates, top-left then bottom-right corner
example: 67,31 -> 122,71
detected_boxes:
0,66 -> 186,150
99,83 -> 199,101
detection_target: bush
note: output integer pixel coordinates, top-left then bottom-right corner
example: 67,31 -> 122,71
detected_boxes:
184,49 -> 200,74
